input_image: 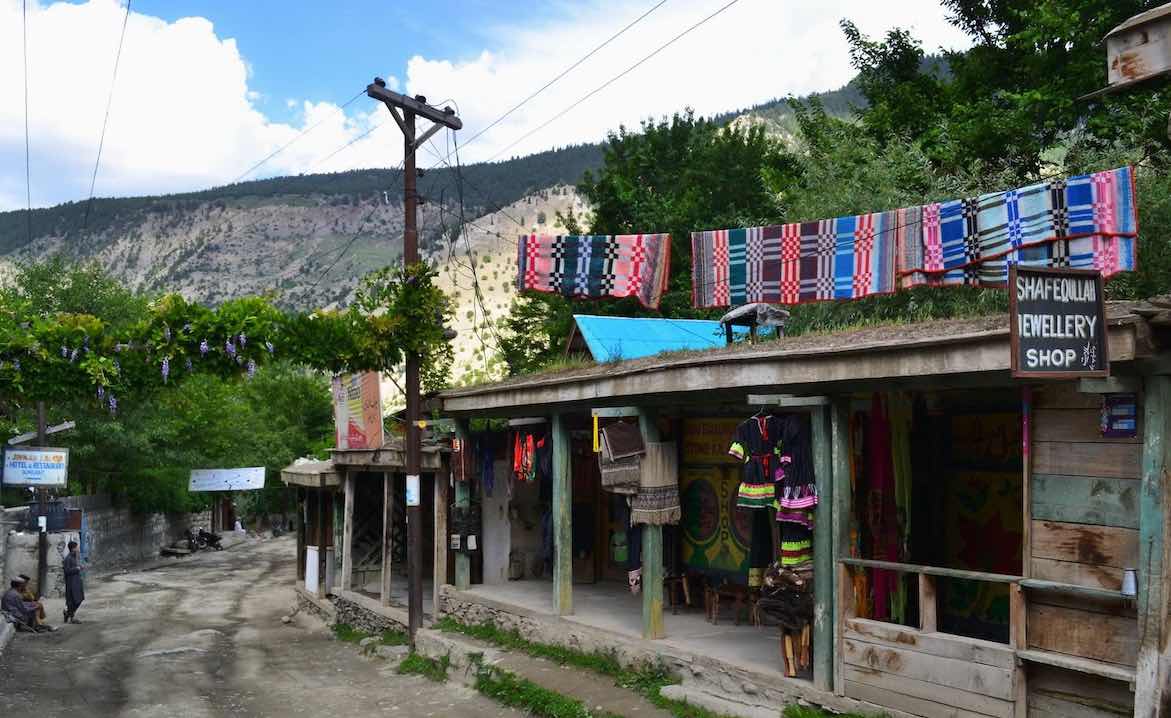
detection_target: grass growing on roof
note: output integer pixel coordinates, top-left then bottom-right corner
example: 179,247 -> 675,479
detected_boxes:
435,617 -> 734,718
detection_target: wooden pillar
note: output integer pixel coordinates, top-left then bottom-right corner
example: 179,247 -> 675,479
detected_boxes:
453,419 -> 472,592
552,413 -> 573,616
830,400 -> 852,696
315,487 -> 325,593
811,405 -> 834,691
341,471 -> 355,593
1136,375 -> 1170,718
918,573 -> 937,633
296,487 -> 306,581
382,471 -> 394,607
434,466 -> 449,618
638,408 -> 664,639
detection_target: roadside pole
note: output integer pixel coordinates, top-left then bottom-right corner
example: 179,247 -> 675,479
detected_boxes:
366,78 -> 461,647
35,401 -> 48,598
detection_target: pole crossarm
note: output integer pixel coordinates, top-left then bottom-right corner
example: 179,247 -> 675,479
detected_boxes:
367,82 -> 463,130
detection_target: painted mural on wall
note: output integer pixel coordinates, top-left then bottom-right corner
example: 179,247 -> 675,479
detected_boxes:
680,419 -> 751,579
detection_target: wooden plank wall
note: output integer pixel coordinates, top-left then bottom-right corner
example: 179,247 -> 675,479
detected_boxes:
1024,384 -> 1138,717
842,617 -> 1017,718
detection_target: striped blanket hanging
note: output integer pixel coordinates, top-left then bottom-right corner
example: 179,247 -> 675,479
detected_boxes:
691,166 -> 1138,309
517,233 -> 671,309
899,165 -> 1137,288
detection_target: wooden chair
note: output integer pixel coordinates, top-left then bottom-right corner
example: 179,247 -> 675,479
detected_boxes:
664,574 -> 691,615
705,582 -> 757,626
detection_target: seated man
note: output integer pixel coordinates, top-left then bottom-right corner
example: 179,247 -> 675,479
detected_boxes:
17,574 -> 47,627
2,578 -> 38,630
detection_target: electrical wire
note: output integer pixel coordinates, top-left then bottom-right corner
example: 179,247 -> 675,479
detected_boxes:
424,0 -> 670,168
21,0 -> 32,243
306,118 -> 387,171
231,89 -> 366,184
485,0 -> 742,163
82,0 -> 132,232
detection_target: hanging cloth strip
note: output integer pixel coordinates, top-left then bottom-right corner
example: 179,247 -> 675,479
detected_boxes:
452,438 -> 473,482
630,441 -> 681,526
599,422 -> 643,494
516,233 -> 672,309
690,166 -> 1137,308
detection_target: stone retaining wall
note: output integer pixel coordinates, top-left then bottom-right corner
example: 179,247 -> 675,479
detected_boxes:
1,498 -> 210,597
331,593 -> 409,635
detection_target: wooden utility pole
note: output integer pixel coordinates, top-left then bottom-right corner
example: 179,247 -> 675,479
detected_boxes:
35,401 -> 48,598
367,78 -> 461,646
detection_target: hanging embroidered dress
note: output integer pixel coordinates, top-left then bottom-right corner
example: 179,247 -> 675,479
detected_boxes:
773,416 -> 817,568
729,415 -> 782,509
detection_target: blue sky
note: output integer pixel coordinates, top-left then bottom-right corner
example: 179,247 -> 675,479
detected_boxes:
132,0 -> 566,125
0,0 -> 972,209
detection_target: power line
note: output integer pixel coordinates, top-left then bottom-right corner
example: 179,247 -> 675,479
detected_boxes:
82,0 -> 132,232
306,119 -> 387,171
231,89 -> 366,184
425,0 -> 670,168
486,0 -> 742,163
21,0 -> 31,243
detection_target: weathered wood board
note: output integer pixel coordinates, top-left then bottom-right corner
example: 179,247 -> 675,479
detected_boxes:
842,637 -> 1015,701
845,675 -> 1010,718
1032,442 -> 1141,479
1032,409 -> 1141,444
1026,603 -> 1137,667
846,619 -> 1015,669
1029,520 -> 1138,590
1027,663 -> 1134,718
1031,475 -> 1139,529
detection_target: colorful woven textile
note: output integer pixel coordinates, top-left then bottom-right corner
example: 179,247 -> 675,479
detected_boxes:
517,233 -> 671,309
631,442 -> 681,525
901,166 -> 1137,287
691,166 -> 1138,308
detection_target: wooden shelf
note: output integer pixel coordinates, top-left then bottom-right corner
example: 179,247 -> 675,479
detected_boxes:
1019,578 -> 1129,601
1017,649 -> 1136,684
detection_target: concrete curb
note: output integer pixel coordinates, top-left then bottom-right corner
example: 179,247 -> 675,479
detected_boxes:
0,622 -> 14,657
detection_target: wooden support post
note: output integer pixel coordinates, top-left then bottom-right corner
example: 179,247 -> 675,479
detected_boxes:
1136,375 -> 1169,718
638,408 -> 664,639
552,413 -> 573,616
918,573 -> 937,633
341,472 -> 355,593
811,405 -> 834,692
382,471 -> 394,607
830,400 -> 852,696
1009,582 -> 1027,718
434,467 -> 449,618
315,488 -> 325,593
453,419 -> 471,592
296,487 -> 306,581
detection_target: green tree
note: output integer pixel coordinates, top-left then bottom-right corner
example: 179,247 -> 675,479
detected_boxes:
499,111 -> 792,374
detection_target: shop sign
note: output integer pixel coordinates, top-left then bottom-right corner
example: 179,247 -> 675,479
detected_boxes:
1010,265 -> 1108,379
188,466 -> 266,492
2,447 -> 68,487
332,372 -> 384,450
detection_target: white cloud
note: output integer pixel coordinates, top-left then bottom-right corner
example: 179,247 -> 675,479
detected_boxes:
0,0 -> 970,211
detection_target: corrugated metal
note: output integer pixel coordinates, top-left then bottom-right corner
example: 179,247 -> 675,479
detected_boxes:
572,314 -> 754,361
1108,3 -> 1171,38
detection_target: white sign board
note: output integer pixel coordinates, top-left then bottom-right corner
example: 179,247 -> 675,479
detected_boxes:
406,474 -> 420,507
188,467 -> 266,492
3,447 -> 69,487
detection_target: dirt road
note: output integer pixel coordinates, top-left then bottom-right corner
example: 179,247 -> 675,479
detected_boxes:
0,536 -> 514,717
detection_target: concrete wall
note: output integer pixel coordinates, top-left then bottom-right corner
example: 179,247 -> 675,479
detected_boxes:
1,496 -> 210,597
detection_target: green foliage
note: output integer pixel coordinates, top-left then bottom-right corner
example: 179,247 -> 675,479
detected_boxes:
380,628 -> 408,645
500,112 -> 789,374
783,706 -> 883,718
0,261 -> 451,406
436,618 -> 733,718
473,664 -> 618,718
331,623 -> 369,643
397,652 -> 450,682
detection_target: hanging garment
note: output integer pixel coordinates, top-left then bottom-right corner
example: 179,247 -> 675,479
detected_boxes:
781,523 -> 814,567
748,508 -> 773,588
630,442 -> 681,525
775,415 -> 818,512
866,395 -> 900,622
599,422 -> 642,494
690,166 -> 1137,308
481,444 -> 496,497
452,438 -> 473,483
516,233 -> 672,309
729,415 -> 782,509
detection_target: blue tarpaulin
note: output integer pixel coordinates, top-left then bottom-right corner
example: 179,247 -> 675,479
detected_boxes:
568,314 -> 766,362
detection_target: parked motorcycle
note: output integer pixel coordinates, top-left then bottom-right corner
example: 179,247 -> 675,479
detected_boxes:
196,527 -> 223,551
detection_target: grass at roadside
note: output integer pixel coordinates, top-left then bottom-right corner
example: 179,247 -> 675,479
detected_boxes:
331,623 -> 408,646
397,653 -> 450,682
436,617 -> 731,718
473,661 -> 622,718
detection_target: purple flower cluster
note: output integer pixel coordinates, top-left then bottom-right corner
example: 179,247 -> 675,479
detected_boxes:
247,359 -> 257,380
225,339 -> 237,358
161,357 -> 170,383
265,340 -> 274,355
200,339 -> 209,356
108,394 -> 118,415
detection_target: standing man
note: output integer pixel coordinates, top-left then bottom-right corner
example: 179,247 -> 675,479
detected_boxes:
63,540 -> 84,624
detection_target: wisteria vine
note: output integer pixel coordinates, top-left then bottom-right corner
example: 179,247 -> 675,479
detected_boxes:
0,263 -> 453,413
